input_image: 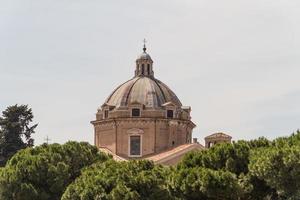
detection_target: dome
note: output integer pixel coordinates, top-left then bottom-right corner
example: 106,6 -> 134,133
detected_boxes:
137,52 -> 152,61
105,76 -> 182,108
93,43 -> 196,161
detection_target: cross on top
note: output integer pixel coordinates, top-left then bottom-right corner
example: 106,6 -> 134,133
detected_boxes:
143,38 -> 147,52
44,135 -> 51,144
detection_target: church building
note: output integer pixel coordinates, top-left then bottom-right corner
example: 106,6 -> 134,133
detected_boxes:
91,43 -> 205,165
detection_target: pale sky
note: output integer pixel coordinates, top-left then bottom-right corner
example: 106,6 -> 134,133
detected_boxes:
0,0 -> 299,145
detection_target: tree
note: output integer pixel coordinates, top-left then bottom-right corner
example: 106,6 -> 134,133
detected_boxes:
61,159 -> 171,200
249,145 -> 300,199
178,141 -> 252,175
0,141 -> 110,200
167,167 -> 244,200
177,138 -> 273,200
0,104 -> 37,166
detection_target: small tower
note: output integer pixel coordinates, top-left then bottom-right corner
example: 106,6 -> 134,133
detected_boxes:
135,39 -> 154,77
204,132 -> 232,148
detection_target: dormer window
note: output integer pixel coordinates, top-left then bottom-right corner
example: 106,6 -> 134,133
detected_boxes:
132,108 -> 141,117
167,110 -> 174,118
104,110 -> 109,119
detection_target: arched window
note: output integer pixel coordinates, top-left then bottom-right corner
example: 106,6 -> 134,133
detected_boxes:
147,64 -> 150,74
141,64 -> 144,75
104,110 -> 109,119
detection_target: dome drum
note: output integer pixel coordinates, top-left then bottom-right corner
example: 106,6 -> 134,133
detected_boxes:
96,102 -> 192,121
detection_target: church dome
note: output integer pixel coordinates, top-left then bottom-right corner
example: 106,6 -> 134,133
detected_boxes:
103,42 -> 182,109
105,76 -> 182,108
92,42 -> 196,160
137,52 -> 152,61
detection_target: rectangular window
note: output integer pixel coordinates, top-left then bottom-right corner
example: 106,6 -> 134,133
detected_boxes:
167,110 -> 174,118
104,110 -> 108,118
130,136 -> 141,156
132,108 -> 140,117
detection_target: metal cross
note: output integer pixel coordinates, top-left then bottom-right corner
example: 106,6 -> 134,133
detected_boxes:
143,38 -> 147,52
44,135 -> 51,144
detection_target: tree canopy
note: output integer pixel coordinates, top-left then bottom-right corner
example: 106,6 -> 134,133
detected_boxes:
0,104 -> 37,166
178,130 -> 300,200
0,141 -> 110,200
167,167 -> 243,200
0,129 -> 299,200
249,131 -> 300,200
62,159 -> 171,200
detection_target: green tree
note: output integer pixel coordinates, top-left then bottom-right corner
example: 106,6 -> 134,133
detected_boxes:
249,144 -> 300,200
0,104 -> 37,166
167,167 -> 244,200
273,130 -> 300,148
0,141 -> 110,200
62,159 -> 171,200
179,141 -> 252,175
178,138 -> 273,200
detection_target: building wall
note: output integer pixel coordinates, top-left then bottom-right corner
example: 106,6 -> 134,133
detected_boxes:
116,120 -> 155,158
93,118 -> 194,159
94,122 -> 116,154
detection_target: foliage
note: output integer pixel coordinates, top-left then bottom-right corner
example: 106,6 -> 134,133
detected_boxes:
0,141 -> 110,200
249,141 -> 300,199
0,129 -> 299,199
0,104 -> 38,166
175,130 -> 300,200
273,130 -> 300,147
167,167 -> 243,200
178,141 -> 252,175
61,159 -> 171,200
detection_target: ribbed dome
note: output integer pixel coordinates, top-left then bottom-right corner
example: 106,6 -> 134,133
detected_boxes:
105,76 -> 182,108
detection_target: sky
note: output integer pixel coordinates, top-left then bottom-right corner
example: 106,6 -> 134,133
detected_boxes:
0,0 -> 299,145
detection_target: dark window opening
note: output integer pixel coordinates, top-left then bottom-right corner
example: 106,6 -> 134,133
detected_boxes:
132,108 -> 140,117
167,110 -> 174,118
172,141 -> 175,146
130,136 -> 141,156
147,64 -> 150,74
141,64 -> 144,75
208,142 -> 215,148
104,110 -> 109,118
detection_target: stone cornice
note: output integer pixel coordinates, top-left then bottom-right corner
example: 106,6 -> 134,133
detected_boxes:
91,117 -> 195,128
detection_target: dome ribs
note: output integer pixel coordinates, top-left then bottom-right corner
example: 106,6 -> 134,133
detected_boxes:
105,78 -> 135,105
124,77 -> 142,105
151,78 -> 167,106
155,79 -> 182,106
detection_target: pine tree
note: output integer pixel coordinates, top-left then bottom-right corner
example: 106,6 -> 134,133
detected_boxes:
0,104 -> 37,166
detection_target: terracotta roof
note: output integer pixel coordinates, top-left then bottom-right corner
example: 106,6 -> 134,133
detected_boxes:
99,147 -> 127,162
205,132 -> 232,139
99,143 -> 204,164
146,143 -> 204,164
